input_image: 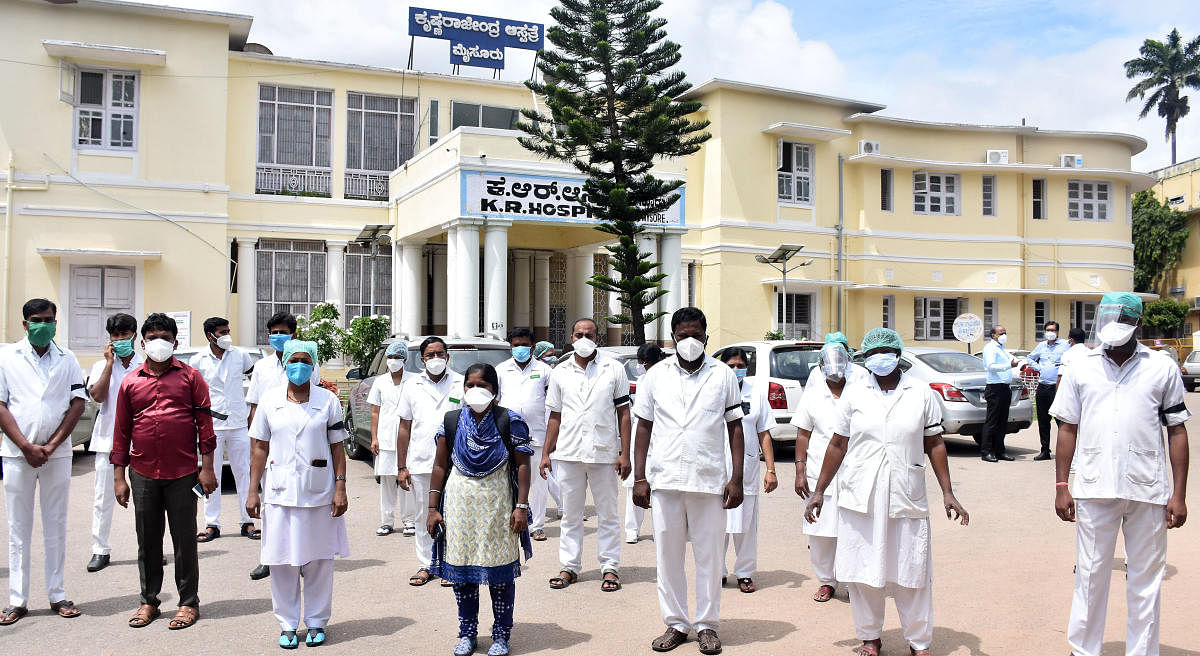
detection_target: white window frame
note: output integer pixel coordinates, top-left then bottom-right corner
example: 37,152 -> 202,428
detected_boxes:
1032,178 -> 1047,220
428,99 -> 440,146
1033,299 -> 1048,340
344,243 -> 393,325
257,84 -> 333,168
1071,300 -> 1098,333
74,68 -> 138,151
255,239 -> 327,345
776,141 -> 814,206
983,297 -> 998,334
881,168 -> 894,212
915,296 -> 967,340
346,92 -> 418,173
1067,179 -> 1111,221
449,101 -> 521,131
982,174 -> 996,217
775,290 -> 813,339
913,171 -> 960,216
68,265 -> 135,350
882,294 -> 895,329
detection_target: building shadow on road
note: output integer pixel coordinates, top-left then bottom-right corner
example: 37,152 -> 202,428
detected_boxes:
509,622 -> 591,651
835,626 -> 990,656
334,558 -> 386,573
717,618 -> 796,646
332,614 -> 415,640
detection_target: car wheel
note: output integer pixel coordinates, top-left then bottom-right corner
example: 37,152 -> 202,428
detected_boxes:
343,412 -> 366,460
1188,383 -> 1197,393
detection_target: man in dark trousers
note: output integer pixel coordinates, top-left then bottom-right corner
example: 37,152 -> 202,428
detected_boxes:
111,313 -> 218,630
980,324 -> 1017,462
1026,320 -> 1070,461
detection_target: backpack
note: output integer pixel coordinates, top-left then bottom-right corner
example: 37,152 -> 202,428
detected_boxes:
442,405 -> 519,506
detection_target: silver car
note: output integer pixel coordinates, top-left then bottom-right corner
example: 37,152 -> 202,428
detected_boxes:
898,347 -> 1033,444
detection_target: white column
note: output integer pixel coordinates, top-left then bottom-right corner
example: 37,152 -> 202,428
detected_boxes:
456,222 -> 481,338
568,248 -> 594,329
236,239 -> 257,346
390,239 -> 404,335
483,222 -> 509,338
445,227 -> 457,336
512,250 -> 532,330
325,241 -> 347,321
638,233 -> 660,343
659,231 -> 683,344
679,260 -> 692,309
400,241 -> 424,339
533,252 -> 551,342
607,260 -> 623,347
432,248 -> 448,334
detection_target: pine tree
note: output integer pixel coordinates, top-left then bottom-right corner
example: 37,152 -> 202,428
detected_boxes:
518,0 -> 709,344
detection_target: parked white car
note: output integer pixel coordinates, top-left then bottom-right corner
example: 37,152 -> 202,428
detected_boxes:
711,340 -> 825,444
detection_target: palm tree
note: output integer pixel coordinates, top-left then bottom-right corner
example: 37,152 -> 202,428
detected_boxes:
1125,28 -> 1200,165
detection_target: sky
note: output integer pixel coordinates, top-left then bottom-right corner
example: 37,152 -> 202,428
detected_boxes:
128,0 -> 1198,171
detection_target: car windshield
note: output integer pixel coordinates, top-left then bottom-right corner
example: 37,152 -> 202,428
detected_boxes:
1188,350 -> 1200,363
621,357 -> 641,380
769,347 -> 821,380
916,352 -> 986,373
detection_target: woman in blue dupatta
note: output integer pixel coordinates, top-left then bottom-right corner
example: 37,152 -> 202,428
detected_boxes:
428,363 -> 533,656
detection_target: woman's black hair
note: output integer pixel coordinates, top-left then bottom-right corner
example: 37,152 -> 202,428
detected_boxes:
464,362 -> 500,395
637,343 -> 665,366
420,336 -> 447,356
720,346 -> 750,366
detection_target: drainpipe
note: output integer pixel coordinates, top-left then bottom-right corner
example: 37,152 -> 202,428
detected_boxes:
836,154 -> 845,331
3,154 -> 50,341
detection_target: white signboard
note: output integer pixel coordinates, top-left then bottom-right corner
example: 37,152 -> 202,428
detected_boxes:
952,313 -> 983,343
462,170 -> 683,226
167,310 -> 191,346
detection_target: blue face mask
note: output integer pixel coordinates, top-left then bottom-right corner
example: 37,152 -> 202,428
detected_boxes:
285,362 -> 313,386
864,353 -> 899,377
512,345 -> 532,362
732,367 -> 747,382
269,333 -> 291,352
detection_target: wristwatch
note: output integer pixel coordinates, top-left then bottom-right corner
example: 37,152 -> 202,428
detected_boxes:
515,503 -> 530,510
334,475 -> 347,482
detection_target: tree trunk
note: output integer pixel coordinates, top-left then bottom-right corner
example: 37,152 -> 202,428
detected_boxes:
629,292 -> 646,346
1171,129 -> 1177,165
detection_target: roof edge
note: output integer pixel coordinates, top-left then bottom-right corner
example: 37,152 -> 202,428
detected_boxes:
845,113 -> 1147,155
678,78 -> 886,114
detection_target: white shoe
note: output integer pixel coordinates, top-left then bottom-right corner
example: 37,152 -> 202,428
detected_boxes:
625,532 -> 638,544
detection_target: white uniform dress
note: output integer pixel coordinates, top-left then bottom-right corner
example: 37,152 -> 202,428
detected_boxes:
191,346 -> 257,530
722,378 -> 772,579
1049,344 -> 1190,656
832,373 -> 944,652
249,382 -> 350,632
87,353 -> 143,557
367,373 -> 417,527
496,357 -> 552,530
791,372 -> 848,586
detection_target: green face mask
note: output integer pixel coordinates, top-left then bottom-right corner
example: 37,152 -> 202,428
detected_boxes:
27,321 -> 56,347
112,337 -> 135,357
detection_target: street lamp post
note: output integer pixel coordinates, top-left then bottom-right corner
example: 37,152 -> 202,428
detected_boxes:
354,224 -> 393,320
755,244 -> 814,340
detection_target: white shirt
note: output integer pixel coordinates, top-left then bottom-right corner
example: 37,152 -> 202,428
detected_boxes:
726,378 -> 772,495
1057,343 -> 1091,379
496,357 -> 552,444
246,355 -> 285,406
1049,344 -> 1190,505
249,383 -> 345,507
398,370 -> 464,475
546,354 -> 631,464
0,338 -> 87,460
832,373 -> 943,519
633,356 -> 744,495
367,373 -> 408,452
190,345 -> 255,429
792,373 -> 847,485
87,353 -> 144,453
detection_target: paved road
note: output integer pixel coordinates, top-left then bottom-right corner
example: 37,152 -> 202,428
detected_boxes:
0,412 -> 1197,655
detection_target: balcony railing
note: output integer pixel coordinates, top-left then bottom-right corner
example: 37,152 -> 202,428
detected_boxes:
256,165 -> 332,197
344,170 -> 390,201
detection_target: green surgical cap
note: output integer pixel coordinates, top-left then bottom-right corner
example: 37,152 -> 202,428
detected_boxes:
824,331 -> 851,352
533,341 -> 554,359
861,327 -> 904,353
282,339 -> 318,364
1099,291 -> 1143,319
386,340 -> 409,358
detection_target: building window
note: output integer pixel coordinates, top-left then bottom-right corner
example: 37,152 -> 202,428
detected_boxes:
1125,183 -> 1132,224
1070,300 -> 1098,333
69,266 -> 134,350
913,172 -> 959,215
256,85 -> 333,196
74,69 -> 137,150
776,291 -> 812,338
450,101 -> 520,130
428,99 -> 440,146
881,168 -> 893,212
915,296 -> 966,340
344,92 -> 416,200
982,175 -> 996,217
1032,179 -> 1046,220
983,297 -> 997,334
882,294 -> 894,329
344,243 -> 393,324
777,141 -> 813,205
255,239 -> 327,345
1034,300 -> 1048,340
1067,179 -> 1111,221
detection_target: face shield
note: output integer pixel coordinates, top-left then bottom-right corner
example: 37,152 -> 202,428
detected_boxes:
1090,303 -> 1140,349
820,343 -> 851,381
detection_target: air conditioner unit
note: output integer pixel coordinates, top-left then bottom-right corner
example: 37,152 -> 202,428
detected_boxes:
986,149 -> 1009,164
1059,153 -> 1083,168
858,140 -> 881,155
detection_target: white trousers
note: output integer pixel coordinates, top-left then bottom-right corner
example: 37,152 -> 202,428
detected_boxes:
624,487 -> 646,538
411,472 -> 433,569
3,456 -> 71,607
1069,498 -> 1166,656
556,460 -> 620,574
723,495 -> 759,578
809,535 -> 838,586
652,489 -> 724,634
528,442 -> 551,531
848,582 -> 933,650
92,451 -> 116,556
270,558 -> 334,631
203,428 -> 253,528
379,475 -> 417,527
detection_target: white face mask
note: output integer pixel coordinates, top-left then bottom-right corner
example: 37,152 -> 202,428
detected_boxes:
864,352 -> 899,376
572,337 -> 597,359
144,338 -> 175,363
464,386 -> 495,413
997,334 -> 1008,346
1098,322 -> 1137,348
424,356 -> 447,376
215,334 -> 234,351
386,358 -> 405,373
1044,331 -> 1057,342
675,337 -> 706,362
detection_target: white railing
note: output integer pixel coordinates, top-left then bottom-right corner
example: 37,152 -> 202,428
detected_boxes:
255,165 -> 332,197
344,170 -> 390,201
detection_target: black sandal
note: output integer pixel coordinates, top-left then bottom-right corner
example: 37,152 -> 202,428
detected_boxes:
408,569 -> 432,586
549,570 -> 577,589
241,523 -> 261,540
601,572 -> 621,592
196,527 -> 219,543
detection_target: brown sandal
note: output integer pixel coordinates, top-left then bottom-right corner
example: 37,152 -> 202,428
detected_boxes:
168,606 -> 199,630
857,643 -> 880,656
408,569 -> 432,586
128,604 -> 160,628
50,600 -> 81,618
548,570 -> 577,589
813,584 -> 835,602
737,577 -> 756,593
0,605 -> 28,626
697,629 -> 722,655
910,648 -> 932,656
601,572 -> 621,592
651,627 -> 688,652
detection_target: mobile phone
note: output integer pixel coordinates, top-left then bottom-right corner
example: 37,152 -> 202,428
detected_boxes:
430,522 -> 445,542
312,458 -> 328,468
192,483 -> 205,498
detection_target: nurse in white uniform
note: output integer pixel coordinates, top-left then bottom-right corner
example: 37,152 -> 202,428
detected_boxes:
246,340 -> 349,649
792,336 -> 854,603
369,340 -> 416,537
719,347 -> 776,593
625,343 -> 667,544
805,328 -> 969,656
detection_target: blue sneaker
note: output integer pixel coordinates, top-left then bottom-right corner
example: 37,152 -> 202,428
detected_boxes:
279,631 -> 299,650
305,627 -> 326,647
488,638 -> 510,656
453,636 -> 477,655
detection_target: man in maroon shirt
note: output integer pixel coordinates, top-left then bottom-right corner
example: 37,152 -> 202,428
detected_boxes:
111,313 -> 218,630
